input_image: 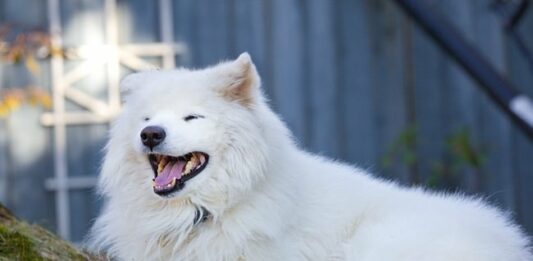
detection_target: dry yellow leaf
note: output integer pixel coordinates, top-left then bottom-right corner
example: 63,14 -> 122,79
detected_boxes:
0,104 -> 10,118
25,55 -> 40,75
4,96 -> 21,109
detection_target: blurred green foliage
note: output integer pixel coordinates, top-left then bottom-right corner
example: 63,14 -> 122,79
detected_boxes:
382,126 -> 487,190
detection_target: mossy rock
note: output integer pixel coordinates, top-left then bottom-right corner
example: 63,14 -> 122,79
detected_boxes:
0,204 -> 103,261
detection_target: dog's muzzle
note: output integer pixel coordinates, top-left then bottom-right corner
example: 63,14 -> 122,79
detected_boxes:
148,152 -> 209,196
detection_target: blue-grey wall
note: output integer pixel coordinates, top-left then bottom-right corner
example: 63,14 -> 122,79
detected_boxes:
1,0 -> 532,242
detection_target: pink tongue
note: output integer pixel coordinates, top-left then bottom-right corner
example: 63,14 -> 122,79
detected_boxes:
154,160 -> 185,186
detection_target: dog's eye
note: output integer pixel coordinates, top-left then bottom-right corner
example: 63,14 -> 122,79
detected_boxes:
143,117 -> 150,121
184,114 -> 204,121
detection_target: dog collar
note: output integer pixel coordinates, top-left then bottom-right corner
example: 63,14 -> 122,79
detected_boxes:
193,207 -> 210,225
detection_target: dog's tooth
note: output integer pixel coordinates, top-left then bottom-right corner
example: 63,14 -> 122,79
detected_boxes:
191,155 -> 199,165
158,157 -> 169,172
198,154 -> 205,165
182,155 -> 194,174
183,161 -> 194,175
188,153 -> 196,163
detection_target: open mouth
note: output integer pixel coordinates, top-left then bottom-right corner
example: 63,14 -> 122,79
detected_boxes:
148,152 -> 209,196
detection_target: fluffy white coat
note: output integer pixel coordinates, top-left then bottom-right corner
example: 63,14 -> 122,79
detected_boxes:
88,53 -> 532,260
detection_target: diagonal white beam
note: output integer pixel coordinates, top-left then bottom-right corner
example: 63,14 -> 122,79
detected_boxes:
62,58 -> 110,87
64,88 -> 110,115
119,50 -> 160,71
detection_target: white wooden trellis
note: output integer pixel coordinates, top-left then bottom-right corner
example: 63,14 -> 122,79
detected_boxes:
42,0 -> 187,240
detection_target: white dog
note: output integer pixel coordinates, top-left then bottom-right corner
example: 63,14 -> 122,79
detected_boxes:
89,53 -> 532,260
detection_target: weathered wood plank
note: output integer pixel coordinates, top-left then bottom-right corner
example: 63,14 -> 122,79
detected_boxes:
269,0 -> 307,142
231,0 -> 270,97
173,0 -> 195,66
470,0 -> 515,210
410,10 -> 447,185
507,9 -> 533,236
305,0 -> 340,157
443,0 -> 483,192
193,0 -> 231,66
117,0 -> 159,43
365,0 -> 409,181
69,189 -> 102,242
335,0 -> 378,168
2,0 -> 46,27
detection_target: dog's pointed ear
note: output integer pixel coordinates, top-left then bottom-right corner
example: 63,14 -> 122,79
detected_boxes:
120,72 -> 146,96
216,52 -> 260,107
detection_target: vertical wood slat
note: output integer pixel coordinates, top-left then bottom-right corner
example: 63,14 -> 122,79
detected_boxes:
306,0 -> 339,157
3,0 -> 47,26
172,0 -> 194,66
411,4 -> 448,184
366,0 -> 409,181
270,0 -> 307,142
231,0 -> 269,96
117,0 -> 159,43
195,0 -> 231,66
443,0 -> 482,192
508,10 -> 533,234
471,0 -> 515,209
336,0 -> 378,167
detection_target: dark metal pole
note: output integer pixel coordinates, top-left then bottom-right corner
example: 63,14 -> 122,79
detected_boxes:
491,0 -> 533,76
393,0 -> 533,141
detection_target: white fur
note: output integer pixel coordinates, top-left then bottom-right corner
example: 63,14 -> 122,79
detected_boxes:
88,53 -> 532,260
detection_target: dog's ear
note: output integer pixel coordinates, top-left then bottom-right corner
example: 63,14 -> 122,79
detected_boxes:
215,52 -> 260,107
120,72 -> 146,96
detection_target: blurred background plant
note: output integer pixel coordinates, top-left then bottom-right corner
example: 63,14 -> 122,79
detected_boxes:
0,23 -> 56,118
0,87 -> 52,118
382,126 -> 488,191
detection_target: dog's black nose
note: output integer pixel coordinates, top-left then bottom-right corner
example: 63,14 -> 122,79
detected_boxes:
140,126 -> 166,150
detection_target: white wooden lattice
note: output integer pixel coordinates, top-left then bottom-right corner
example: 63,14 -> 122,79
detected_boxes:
43,0 -> 186,240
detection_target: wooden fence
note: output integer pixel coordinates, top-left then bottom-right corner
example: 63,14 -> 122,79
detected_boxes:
0,0 -> 532,242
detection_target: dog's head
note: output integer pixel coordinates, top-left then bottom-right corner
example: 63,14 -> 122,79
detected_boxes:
100,53 -> 276,212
